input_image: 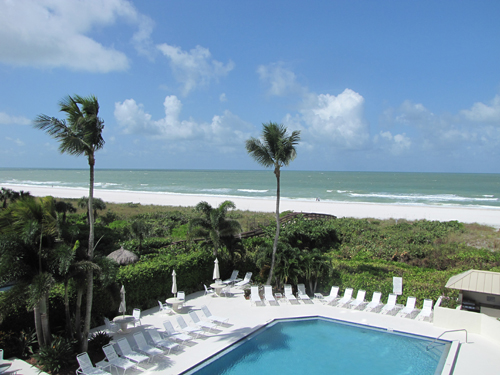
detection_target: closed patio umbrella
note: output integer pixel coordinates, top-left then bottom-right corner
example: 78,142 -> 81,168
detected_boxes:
172,270 -> 177,297
213,258 -> 220,281
119,285 -> 126,316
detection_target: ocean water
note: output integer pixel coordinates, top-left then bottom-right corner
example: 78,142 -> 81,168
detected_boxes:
0,168 -> 499,208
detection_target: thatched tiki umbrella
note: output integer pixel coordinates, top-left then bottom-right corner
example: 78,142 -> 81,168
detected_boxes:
107,247 -> 139,265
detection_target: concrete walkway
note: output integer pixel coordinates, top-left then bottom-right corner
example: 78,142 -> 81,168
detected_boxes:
94,288 -> 500,374
13,287 -> 500,374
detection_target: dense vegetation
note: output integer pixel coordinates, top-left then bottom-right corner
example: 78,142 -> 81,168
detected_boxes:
1,191 -> 500,372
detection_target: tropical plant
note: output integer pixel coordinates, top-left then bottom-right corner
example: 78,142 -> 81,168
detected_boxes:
87,330 -> 112,354
33,334 -> 76,374
78,196 -> 107,224
0,196 -> 59,346
129,219 -> 151,252
246,122 -> 300,284
33,94 -> 105,352
188,201 -> 242,257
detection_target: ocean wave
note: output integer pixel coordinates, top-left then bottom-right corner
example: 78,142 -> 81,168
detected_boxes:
348,192 -> 498,202
4,179 -> 65,186
200,188 -> 232,193
237,189 -> 269,193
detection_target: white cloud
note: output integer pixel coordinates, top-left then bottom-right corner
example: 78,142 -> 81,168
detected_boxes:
460,95 -> 500,123
219,93 -> 227,102
382,97 -> 500,154
114,95 -> 252,150
257,62 -> 301,96
376,131 -> 411,155
6,137 -> 25,146
0,0 -> 153,72
0,112 -> 30,125
157,44 -> 234,96
294,89 -> 370,150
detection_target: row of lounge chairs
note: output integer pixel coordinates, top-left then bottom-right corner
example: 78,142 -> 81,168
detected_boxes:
250,284 -> 437,322
78,306 -> 230,374
322,286 -> 438,321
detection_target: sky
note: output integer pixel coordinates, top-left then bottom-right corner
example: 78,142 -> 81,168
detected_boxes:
1,0 -> 500,173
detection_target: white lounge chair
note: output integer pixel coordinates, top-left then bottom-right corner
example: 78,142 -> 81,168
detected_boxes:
133,332 -> 163,362
284,284 -> 300,305
251,286 -> 264,306
162,320 -> 193,343
175,315 -> 203,338
235,272 -> 252,288
264,285 -> 278,306
116,338 -> 149,365
323,286 -> 340,305
396,296 -> 417,318
349,290 -> 366,309
204,284 -> 215,297
364,292 -> 382,313
380,294 -> 399,315
103,317 -> 119,334
189,311 -> 218,332
201,305 -> 229,325
132,308 -> 142,326
102,343 -> 139,375
223,270 -> 240,284
416,299 -> 434,321
158,300 -> 173,314
297,284 -> 313,304
334,288 -> 353,307
76,352 -> 110,375
146,329 -> 179,354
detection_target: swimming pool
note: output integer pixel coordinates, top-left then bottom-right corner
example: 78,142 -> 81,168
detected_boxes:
183,317 -> 451,375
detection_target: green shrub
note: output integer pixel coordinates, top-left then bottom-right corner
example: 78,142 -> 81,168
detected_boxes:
88,331 -> 112,355
33,335 -> 76,374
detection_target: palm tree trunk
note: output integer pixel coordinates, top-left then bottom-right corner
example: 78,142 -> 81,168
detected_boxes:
82,156 -> 95,352
64,280 -> 73,338
267,167 -> 281,285
40,294 -> 51,345
33,306 -> 43,346
74,285 -> 83,344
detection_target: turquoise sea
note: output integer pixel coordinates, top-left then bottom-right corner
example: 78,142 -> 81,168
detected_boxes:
0,168 -> 499,208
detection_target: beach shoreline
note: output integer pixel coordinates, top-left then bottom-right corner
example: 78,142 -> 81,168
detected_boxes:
3,184 -> 500,229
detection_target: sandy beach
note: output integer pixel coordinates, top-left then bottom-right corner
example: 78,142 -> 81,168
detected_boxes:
3,184 -> 500,229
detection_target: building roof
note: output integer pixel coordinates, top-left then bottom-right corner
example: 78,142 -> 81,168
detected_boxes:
445,269 -> 500,295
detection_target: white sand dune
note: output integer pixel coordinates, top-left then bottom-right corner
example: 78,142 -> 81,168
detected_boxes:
3,184 -> 500,229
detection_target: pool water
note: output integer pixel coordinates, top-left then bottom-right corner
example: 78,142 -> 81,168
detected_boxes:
185,317 -> 450,375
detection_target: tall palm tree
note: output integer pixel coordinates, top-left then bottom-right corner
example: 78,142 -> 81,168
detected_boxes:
33,94 -> 105,351
188,200 -> 242,257
246,122 -> 300,285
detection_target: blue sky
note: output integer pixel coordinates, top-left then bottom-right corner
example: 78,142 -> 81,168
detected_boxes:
1,0 -> 500,173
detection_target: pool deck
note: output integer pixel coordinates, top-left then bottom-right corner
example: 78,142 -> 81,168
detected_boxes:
87,288 -> 500,375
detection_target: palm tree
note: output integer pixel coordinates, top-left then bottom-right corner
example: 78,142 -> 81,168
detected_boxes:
246,122 -> 300,285
78,196 -> 106,224
33,94 -> 105,351
0,196 -> 58,346
188,200 -> 242,257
